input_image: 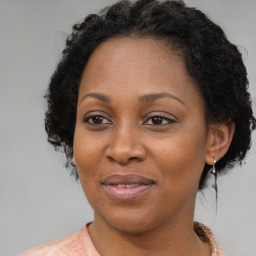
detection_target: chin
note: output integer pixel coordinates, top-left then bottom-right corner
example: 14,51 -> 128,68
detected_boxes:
99,209 -> 164,234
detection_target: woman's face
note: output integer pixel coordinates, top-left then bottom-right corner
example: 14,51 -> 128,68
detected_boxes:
74,37 -> 212,233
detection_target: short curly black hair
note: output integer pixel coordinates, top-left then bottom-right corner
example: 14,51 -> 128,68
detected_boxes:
45,0 -> 255,189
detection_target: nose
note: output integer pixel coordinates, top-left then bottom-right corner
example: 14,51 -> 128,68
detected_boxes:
105,123 -> 147,165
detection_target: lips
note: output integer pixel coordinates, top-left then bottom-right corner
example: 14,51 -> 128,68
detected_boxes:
102,174 -> 155,201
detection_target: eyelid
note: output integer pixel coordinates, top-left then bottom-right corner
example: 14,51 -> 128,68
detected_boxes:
143,111 -> 177,124
82,111 -> 112,123
143,112 -> 178,128
82,111 -> 177,125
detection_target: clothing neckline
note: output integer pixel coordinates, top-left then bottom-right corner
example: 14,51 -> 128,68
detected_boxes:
79,222 -> 225,256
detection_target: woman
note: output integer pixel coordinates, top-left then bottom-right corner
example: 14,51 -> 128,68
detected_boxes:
20,0 -> 255,255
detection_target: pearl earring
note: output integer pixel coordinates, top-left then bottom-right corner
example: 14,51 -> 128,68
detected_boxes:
211,160 -> 217,174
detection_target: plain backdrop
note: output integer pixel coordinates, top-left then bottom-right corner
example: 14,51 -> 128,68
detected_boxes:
0,0 -> 255,255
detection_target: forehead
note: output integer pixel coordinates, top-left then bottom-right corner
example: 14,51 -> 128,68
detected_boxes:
79,36 -> 203,107
81,36 -> 192,84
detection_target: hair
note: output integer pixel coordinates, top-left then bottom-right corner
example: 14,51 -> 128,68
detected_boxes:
45,0 -> 255,189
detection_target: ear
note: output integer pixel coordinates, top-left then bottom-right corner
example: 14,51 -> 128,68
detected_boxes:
205,120 -> 236,165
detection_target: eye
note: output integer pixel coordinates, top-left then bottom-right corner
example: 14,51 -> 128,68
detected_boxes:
83,115 -> 111,125
144,114 -> 176,125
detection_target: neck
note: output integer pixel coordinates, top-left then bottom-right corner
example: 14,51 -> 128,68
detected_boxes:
88,214 -> 210,256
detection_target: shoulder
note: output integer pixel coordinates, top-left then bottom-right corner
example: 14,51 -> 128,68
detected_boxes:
194,222 -> 226,256
18,231 -> 85,256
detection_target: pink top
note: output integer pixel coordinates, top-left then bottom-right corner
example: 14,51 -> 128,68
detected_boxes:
19,222 -> 225,256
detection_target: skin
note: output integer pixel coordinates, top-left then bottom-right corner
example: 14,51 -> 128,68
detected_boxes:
73,37 -> 235,256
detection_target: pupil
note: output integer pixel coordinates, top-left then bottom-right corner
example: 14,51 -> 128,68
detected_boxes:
92,116 -> 103,124
152,116 -> 162,125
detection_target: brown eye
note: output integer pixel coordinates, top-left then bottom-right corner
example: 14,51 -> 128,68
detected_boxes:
83,115 -> 111,125
144,114 -> 176,125
92,116 -> 104,124
152,116 -> 164,125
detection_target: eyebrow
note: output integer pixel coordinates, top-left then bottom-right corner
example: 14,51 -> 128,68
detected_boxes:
79,93 -> 111,103
139,93 -> 186,107
79,92 -> 186,107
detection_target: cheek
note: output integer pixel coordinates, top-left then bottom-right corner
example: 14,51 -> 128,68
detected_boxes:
148,132 -> 207,215
74,128 -> 102,167
73,128 -> 112,205
73,136 -> 101,208
151,128 -> 207,188
73,130 -> 102,191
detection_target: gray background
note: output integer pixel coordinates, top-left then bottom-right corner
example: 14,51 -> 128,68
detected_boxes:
0,0 -> 255,255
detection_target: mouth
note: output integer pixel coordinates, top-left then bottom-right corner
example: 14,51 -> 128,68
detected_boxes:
102,174 -> 155,201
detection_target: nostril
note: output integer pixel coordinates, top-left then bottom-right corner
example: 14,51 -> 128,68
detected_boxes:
129,157 -> 138,161
106,155 -> 140,165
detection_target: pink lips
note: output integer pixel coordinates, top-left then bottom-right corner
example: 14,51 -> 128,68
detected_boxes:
102,174 -> 155,201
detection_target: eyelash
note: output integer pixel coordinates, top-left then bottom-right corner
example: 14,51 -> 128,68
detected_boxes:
144,113 -> 176,125
83,113 -> 176,126
83,114 -> 112,125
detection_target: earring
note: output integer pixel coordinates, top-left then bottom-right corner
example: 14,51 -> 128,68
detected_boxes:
211,160 -> 217,174
71,161 -> 76,167
211,159 -> 218,212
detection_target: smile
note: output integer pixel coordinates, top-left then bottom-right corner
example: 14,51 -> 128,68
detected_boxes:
115,184 -> 140,188
102,174 -> 155,201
